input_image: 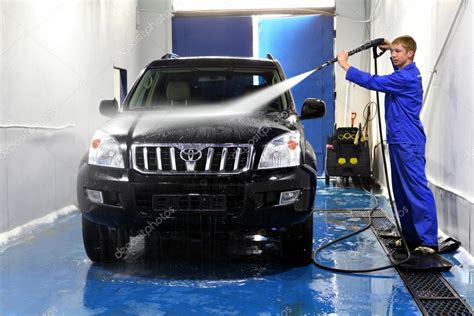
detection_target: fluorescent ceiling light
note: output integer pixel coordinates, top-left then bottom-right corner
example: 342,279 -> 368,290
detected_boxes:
173,0 -> 335,11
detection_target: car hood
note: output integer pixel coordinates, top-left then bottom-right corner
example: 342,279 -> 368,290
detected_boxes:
101,110 -> 299,145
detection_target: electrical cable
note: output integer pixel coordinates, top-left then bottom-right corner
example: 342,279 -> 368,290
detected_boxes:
362,101 -> 377,122
360,101 -> 377,142
312,45 -> 412,273
422,0 -> 466,111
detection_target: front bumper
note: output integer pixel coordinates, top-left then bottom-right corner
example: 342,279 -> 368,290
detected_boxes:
77,161 -> 316,230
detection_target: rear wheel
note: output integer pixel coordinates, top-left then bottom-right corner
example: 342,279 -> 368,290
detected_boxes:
281,214 -> 313,265
82,215 -> 129,263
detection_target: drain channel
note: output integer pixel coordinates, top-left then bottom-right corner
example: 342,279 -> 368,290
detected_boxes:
351,209 -> 473,315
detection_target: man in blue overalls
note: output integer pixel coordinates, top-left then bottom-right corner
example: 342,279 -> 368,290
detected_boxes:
336,35 -> 438,254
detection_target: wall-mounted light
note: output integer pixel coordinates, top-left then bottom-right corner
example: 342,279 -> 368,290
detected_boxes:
173,0 -> 335,12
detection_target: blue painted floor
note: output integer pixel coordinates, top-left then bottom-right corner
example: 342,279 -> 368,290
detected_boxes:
1,179 -> 473,315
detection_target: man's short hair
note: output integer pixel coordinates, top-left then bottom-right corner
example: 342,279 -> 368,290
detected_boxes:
392,35 -> 417,56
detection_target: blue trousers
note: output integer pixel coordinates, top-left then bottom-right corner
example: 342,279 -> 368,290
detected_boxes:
388,144 -> 438,247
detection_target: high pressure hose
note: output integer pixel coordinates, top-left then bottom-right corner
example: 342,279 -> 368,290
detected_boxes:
311,41 -> 412,273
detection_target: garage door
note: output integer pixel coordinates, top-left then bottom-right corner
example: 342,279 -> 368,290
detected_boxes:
258,15 -> 335,175
172,16 -> 253,57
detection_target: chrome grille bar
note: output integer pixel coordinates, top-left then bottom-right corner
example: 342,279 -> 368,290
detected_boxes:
156,147 -> 162,170
233,147 -> 241,171
205,148 -> 214,171
170,147 -> 176,170
219,148 -> 228,171
143,147 -> 149,170
132,144 -> 252,175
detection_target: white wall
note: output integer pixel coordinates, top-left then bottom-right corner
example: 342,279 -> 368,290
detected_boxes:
369,0 -> 473,253
0,0 -> 172,233
334,0 -> 372,129
1,0 -> 6,232
137,0 -> 172,69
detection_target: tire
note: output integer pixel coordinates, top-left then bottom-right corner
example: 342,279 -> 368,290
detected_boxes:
82,215 -> 128,263
281,214 -> 314,265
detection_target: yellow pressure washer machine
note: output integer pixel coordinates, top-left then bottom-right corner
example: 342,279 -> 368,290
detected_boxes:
325,122 -> 371,186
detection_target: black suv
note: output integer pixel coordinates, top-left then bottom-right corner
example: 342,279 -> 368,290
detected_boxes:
77,55 -> 325,264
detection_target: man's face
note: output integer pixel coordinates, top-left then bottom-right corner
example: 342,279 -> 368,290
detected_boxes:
391,43 -> 414,69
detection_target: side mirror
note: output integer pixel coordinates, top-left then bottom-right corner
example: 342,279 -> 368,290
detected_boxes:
300,98 -> 326,120
99,99 -> 118,117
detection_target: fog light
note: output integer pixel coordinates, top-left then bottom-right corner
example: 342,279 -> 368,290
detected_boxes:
252,235 -> 267,242
279,189 -> 301,205
86,189 -> 103,203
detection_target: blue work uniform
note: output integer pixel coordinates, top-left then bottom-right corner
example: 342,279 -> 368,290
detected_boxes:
346,62 -> 438,249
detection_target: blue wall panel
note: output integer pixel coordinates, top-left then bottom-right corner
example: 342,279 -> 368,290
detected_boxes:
258,16 -> 335,175
172,16 -> 253,57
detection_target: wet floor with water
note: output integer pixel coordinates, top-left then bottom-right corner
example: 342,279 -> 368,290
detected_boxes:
1,179 -> 473,315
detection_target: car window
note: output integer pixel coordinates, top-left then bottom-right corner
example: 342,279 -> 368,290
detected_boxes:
126,68 -> 287,112
127,70 -> 159,109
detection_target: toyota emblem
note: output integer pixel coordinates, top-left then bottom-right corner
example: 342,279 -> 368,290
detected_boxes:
179,148 -> 203,162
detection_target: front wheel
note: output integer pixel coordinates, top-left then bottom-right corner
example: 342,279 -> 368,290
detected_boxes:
82,215 -> 129,263
280,214 -> 314,265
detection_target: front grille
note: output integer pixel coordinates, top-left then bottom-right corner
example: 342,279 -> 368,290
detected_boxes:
132,143 -> 252,174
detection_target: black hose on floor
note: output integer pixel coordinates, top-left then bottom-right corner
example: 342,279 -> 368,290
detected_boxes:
311,181 -> 411,273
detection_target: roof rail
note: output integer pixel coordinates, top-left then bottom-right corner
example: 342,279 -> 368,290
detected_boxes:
161,53 -> 181,59
266,53 -> 274,60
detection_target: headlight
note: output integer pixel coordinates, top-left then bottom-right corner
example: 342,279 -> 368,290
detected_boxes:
258,131 -> 301,169
88,130 -> 124,168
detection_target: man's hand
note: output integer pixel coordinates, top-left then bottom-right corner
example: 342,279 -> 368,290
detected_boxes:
378,38 -> 391,51
336,51 -> 350,71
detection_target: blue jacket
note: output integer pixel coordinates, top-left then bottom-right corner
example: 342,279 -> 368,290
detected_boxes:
346,62 -> 426,144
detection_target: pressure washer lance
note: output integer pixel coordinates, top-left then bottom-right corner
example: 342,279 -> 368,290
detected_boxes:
314,38 -> 386,71
314,38 -> 386,149
312,38 -> 413,273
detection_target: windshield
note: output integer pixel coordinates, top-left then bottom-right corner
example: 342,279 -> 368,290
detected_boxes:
125,68 -> 288,112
